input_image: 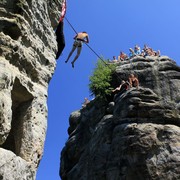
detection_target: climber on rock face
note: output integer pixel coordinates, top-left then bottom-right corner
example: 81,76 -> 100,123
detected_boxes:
65,32 -> 89,68
112,80 -> 130,94
128,74 -> 139,89
55,0 -> 66,60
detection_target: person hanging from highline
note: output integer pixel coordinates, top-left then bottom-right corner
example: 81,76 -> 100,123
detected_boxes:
65,32 -> 89,68
55,0 -> 66,60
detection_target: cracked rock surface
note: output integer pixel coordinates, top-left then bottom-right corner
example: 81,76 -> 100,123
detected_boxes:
60,57 -> 180,180
0,0 -> 63,179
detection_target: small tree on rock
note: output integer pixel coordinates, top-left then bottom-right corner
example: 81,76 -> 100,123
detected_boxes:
89,59 -> 116,100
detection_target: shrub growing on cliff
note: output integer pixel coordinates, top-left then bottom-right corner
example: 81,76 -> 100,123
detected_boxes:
89,59 -> 116,100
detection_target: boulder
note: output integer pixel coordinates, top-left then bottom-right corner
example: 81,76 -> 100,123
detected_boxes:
60,57 -> 180,180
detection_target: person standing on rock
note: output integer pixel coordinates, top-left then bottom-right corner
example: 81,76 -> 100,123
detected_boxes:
55,0 -> 66,60
65,32 -> 89,68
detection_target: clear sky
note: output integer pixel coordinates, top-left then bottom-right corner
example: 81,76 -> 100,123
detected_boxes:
37,0 -> 180,179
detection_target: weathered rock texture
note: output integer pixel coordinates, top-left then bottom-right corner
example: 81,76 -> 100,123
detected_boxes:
0,0 -> 63,179
60,56 -> 180,180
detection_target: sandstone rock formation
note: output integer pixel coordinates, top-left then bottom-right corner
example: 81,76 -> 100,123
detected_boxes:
60,56 -> 180,180
0,0 -> 62,179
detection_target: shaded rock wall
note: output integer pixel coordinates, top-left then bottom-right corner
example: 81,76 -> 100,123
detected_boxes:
60,56 -> 180,180
0,0 -> 63,179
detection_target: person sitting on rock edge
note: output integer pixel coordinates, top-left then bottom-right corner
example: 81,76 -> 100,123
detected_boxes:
108,56 -> 119,64
134,45 -> 141,56
118,51 -> 128,61
129,48 -> 135,58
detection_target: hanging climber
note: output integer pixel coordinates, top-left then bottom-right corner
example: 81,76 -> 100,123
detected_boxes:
65,32 -> 89,68
55,0 -> 66,60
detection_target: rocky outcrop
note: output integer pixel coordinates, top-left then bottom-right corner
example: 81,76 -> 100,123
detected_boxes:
60,56 -> 180,180
0,0 -> 62,179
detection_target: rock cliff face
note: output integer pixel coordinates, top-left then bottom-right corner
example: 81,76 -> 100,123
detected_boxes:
0,0 -> 62,179
60,56 -> 180,180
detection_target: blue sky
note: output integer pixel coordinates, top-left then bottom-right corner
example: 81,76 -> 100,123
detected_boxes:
37,0 -> 180,179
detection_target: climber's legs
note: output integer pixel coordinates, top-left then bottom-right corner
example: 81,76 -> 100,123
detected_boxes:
71,46 -> 82,68
65,45 -> 76,63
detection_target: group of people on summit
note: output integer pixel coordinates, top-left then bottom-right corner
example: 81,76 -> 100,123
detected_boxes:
109,44 -> 161,64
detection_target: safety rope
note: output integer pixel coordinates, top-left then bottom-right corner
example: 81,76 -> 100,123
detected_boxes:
64,17 -> 122,82
64,17 -> 78,34
85,43 -> 109,65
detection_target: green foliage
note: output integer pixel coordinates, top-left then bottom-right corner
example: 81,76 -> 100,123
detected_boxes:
89,59 -> 117,100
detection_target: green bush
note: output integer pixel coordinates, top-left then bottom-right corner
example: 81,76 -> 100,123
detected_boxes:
89,59 -> 117,100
